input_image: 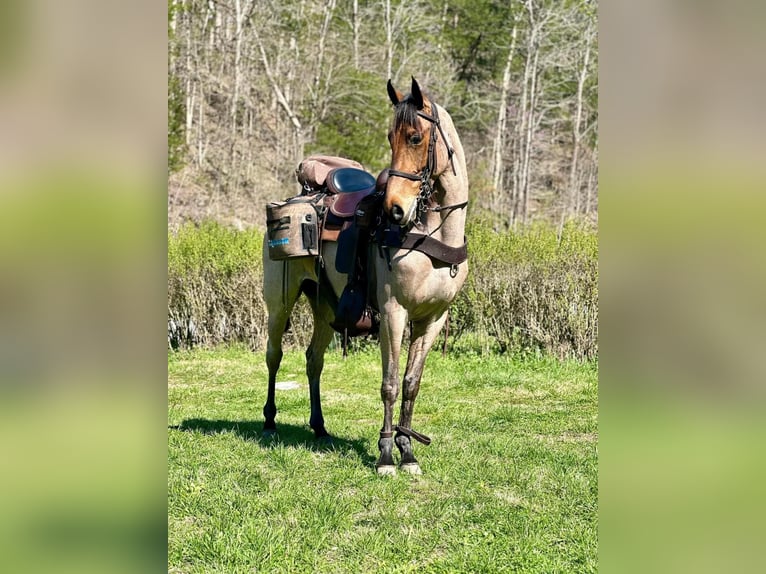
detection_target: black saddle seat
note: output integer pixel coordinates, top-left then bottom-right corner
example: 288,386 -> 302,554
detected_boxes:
327,168 -> 376,194
328,168 -> 377,218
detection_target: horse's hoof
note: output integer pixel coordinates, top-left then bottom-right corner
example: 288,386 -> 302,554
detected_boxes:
376,465 -> 397,476
316,435 -> 334,447
262,429 -> 278,440
400,463 -> 422,475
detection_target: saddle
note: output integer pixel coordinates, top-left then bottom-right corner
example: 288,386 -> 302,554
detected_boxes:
318,168 -> 386,338
319,168 -> 377,243
269,159 -> 381,340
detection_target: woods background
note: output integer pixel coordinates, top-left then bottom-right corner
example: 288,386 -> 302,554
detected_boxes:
168,0 -> 597,231
167,0 -> 598,360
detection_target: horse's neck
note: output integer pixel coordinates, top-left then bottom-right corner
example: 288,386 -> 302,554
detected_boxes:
423,107 -> 468,247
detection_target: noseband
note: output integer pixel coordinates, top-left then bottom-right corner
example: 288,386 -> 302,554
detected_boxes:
387,104 -> 465,216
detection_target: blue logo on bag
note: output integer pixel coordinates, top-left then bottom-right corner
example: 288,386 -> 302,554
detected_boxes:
269,238 -> 289,247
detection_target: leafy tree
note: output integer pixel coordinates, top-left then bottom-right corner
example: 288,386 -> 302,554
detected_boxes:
309,69 -> 392,172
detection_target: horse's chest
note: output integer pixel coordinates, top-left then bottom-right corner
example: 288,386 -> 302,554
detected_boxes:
388,258 -> 465,312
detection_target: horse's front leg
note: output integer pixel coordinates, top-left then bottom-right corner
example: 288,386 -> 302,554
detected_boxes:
396,312 -> 449,475
376,304 -> 408,475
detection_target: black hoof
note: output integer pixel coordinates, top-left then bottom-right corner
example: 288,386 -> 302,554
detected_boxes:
316,435 -> 334,448
262,428 -> 278,441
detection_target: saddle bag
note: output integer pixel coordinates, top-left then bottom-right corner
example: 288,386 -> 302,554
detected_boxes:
265,196 -> 320,260
295,155 -> 364,193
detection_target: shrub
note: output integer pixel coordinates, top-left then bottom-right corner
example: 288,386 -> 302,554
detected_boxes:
167,219 -> 598,360
168,222 -> 265,349
451,219 -> 598,359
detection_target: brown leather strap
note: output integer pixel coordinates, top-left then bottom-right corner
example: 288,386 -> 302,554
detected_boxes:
394,425 -> 432,446
379,430 -> 394,439
397,233 -> 468,266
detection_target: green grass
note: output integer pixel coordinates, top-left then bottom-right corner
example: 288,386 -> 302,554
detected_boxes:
168,346 -> 598,573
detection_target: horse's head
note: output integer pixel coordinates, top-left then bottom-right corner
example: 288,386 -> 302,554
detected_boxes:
384,77 -> 451,226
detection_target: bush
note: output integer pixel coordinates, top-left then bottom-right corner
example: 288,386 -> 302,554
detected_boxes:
168,222 -> 264,349
450,219 -> 598,359
167,220 -> 598,360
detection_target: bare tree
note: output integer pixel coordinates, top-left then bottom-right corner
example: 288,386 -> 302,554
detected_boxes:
168,0 -> 598,229
491,11 -> 520,213
510,0 -> 546,227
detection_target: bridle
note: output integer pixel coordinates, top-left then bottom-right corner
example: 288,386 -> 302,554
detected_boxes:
387,103 -> 468,218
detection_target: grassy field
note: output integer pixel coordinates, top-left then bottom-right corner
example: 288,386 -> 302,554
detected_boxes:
168,346 -> 598,573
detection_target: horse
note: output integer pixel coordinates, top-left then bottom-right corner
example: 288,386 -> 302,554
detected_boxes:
262,77 -> 469,475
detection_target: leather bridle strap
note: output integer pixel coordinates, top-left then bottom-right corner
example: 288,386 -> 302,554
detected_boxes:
428,200 -> 468,213
385,169 -> 421,183
387,102 -> 456,191
415,106 -> 456,177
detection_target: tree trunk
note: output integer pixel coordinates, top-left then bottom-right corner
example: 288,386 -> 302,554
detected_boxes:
512,2 -> 538,227
231,0 -> 243,133
310,0 -> 337,136
585,149 -> 596,214
184,4 -> 194,147
522,46 -> 539,224
491,16 -> 519,214
437,1 -> 449,51
353,0 -> 360,69
566,29 -> 592,219
385,0 -> 393,80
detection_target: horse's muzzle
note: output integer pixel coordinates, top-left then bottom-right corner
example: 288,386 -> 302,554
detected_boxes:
385,195 -> 417,227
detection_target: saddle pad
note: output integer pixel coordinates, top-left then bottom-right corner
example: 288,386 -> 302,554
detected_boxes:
330,190 -> 375,218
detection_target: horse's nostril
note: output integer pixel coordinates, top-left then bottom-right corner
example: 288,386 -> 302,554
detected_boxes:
391,204 -> 404,222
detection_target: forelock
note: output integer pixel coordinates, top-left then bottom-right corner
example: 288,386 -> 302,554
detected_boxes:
393,96 -> 420,131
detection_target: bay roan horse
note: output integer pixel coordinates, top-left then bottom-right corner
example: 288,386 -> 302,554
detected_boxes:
262,77 -> 468,475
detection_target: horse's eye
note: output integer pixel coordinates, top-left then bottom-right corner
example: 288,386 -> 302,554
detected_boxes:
409,134 -> 423,145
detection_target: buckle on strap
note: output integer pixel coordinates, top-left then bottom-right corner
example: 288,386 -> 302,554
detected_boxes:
394,425 -> 432,446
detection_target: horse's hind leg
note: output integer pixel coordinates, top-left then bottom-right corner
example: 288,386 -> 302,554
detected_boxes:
263,260 -> 301,436
396,312 -> 449,474
303,285 -> 336,440
304,302 -> 336,441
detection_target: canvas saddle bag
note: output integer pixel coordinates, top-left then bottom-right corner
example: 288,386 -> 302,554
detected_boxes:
267,156 -> 371,261
265,195 -> 321,260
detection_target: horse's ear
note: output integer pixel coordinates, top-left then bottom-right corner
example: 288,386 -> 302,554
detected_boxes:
410,77 -> 424,110
387,79 -> 403,106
